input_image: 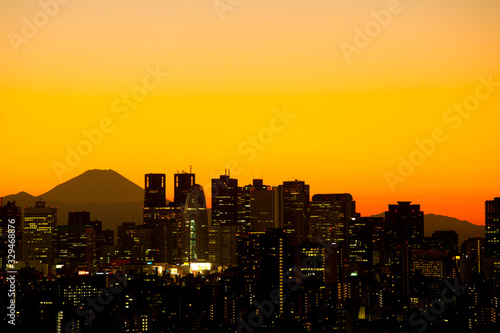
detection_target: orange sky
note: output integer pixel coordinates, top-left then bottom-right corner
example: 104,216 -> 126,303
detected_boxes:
1,0 -> 500,225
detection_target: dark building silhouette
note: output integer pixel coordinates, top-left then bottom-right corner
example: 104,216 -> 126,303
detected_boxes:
67,211 -> 90,226
144,173 -> 166,208
348,216 -> 373,267
210,173 -> 239,267
143,173 -> 181,263
385,201 -> 424,298
24,199 -> 57,264
0,200 -> 22,268
461,236 -> 485,278
385,201 -> 424,247
276,180 -> 310,244
249,185 -> 274,232
212,173 -> 238,226
309,193 -> 355,257
431,230 -> 459,253
485,197 -> 500,258
208,225 -> 239,267
238,229 -> 292,320
57,225 -> 96,266
237,179 -> 273,232
117,222 -> 140,260
370,216 -> 386,267
174,171 -> 195,207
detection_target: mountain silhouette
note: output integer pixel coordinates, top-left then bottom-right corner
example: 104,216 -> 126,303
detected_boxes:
371,212 -> 484,244
43,169 -> 143,204
2,170 -> 147,232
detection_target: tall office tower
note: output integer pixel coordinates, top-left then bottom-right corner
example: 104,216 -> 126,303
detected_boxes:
210,173 -> 239,267
309,194 -> 355,256
297,240 -> 343,323
57,225 -> 96,266
370,217 -> 386,267
174,171 -> 195,207
24,199 -> 58,264
432,230 -> 459,253
385,201 -> 424,298
237,229 -> 292,320
276,180 -> 310,244
237,179 -> 269,232
136,225 -> 157,262
181,184 -> 209,262
485,197 -> 500,258
117,222 -> 140,260
68,211 -> 90,226
461,236 -> 485,276
144,173 -> 166,208
212,173 -> 238,226
143,173 -> 171,262
250,186 -> 274,232
0,200 -> 22,268
348,216 -> 373,267
385,201 -> 424,247
208,225 -> 239,267
238,231 -> 264,307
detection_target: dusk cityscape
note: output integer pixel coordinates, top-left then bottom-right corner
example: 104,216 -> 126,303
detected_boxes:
1,170 -> 499,332
2,0 -> 500,332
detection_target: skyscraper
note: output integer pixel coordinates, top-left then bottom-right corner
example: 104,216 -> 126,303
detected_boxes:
250,186 -> 274,232
276,180 -> 310,244
348,216 -> 373,267
57,225 -> 96,266
67,211 -> 90,226
485,197 -> 500,258
237,179 -> 273,232
24,199 -> 58,264
182,184 -> 209,262
0,200 -> 22,268
174,171 -> 195,207
237,229 -> 292,318
385,201 -> 424,247
210,173 -> 240,266
385,201 -> 424,298
309,193 -> 355,256
212,173 -> 238,226
143,173 -> 177,263
117,222 -> 140,260
144,173 -> 166,208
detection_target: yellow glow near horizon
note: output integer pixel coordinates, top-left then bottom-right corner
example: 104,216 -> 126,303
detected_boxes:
1,0 -> 500,225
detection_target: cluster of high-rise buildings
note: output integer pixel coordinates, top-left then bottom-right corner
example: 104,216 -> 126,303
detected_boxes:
1,172 -> 500,332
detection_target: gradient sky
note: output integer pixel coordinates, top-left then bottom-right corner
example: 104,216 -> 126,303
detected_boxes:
1,0 -> 500,225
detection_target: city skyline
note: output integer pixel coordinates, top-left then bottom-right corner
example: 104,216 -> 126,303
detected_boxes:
0,168 -> 494,226
2,169 -> 499,331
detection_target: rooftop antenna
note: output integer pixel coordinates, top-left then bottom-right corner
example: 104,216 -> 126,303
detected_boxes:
190,165 -> 192,173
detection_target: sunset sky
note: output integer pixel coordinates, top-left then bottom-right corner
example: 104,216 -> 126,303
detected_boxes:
1,0 -> 500,225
